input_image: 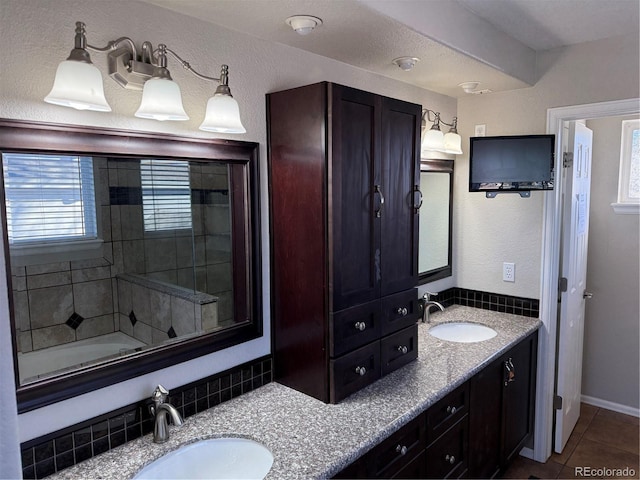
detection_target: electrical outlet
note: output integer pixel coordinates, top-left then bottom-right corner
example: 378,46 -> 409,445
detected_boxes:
503,262 -> 515,282
475,124 -> 486,136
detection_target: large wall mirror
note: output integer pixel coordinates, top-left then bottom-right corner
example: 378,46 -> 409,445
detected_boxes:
419,158 -> 453,283
0,120 -> 262,412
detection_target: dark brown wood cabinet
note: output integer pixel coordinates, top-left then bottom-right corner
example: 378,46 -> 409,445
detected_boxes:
333,330 -> 538,479
267,82 -> 422,403
469,331 -> 538,478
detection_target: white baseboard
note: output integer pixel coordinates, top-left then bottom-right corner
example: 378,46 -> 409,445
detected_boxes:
581,394 -> 640,418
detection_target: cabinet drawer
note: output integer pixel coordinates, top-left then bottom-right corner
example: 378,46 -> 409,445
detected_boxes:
381,289 -> 419,336
366,414 -> 426,479
426,382 -> 469,445
330,342 -> 381,403
381,324 -> 418,375
425,416 -> 468,479
330,300 -> 382,357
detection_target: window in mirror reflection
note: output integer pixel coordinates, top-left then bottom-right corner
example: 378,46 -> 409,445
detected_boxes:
418,159 -> 453,283
5,155 -> 235,385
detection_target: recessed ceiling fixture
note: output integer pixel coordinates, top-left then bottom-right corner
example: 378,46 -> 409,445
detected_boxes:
44,21 -> 246,133
392,56 -> 420,71
459,81 -> 492,95
285,15 -> 323,35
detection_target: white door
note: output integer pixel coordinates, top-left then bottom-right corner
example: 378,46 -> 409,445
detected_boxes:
554,122 -> 593,453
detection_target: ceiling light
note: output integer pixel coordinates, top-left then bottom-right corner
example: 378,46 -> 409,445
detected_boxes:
45,21 -> 245,133
459,81 -> 480,94
393,57 -> 420,71
286,15 -> 323,35
421,109 -> 463,156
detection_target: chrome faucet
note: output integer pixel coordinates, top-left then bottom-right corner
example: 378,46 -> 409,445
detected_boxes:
150,385 -> 183,443
422,291 -> 445,323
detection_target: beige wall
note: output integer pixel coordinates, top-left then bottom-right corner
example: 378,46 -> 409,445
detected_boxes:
582,115 -> 639,410
0,0 -> 456,449
455,33 -> 640,298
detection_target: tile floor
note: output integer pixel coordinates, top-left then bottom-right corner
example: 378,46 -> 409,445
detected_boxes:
502,403 -> 639,479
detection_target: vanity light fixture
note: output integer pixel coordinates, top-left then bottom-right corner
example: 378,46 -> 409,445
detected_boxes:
421,109 -> 463,156
285,15 -> 323,35
44,22 -> 246,133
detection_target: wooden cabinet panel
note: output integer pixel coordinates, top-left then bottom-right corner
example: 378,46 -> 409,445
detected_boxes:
381,288 -> 420,336
331,85 -> 381,311
330,300 -> 381,357
426,382 -> 470,446
425,416 -> 468,479
502,332 -> 538,464
366,414 -> 426,479
380,97 -> 420,297
330,341 -> 381,403
381,324 -> 418,375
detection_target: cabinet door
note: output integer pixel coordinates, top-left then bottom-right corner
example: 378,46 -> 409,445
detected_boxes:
380,97 -> 420,296
330,85 -> 381,311
425,417 -> 468,479
468,357 -> 502,479
502,332 -> 538,465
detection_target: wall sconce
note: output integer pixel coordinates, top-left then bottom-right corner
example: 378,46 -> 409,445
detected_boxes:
44,22 -> 246,133
421,109 -> 462,156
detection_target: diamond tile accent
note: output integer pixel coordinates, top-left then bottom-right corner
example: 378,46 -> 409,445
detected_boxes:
65,312 -> 84,330
167,326 -> 177,339
129,311 -> 137,326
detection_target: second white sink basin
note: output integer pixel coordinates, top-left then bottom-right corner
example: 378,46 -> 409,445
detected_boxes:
429,322 -> 497,343
133,437 -> 274,479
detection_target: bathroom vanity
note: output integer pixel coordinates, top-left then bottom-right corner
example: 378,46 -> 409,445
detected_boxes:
48,306 -> 540,480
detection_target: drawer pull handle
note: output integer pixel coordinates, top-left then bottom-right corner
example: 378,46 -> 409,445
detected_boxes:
445,454 -> 455,464
355,366 -> 367,376
397,345 -> 408,354
396,445 -> 408,456
354,321 -> 367,331
446,406 -> 457,415
396,307 -> 408,316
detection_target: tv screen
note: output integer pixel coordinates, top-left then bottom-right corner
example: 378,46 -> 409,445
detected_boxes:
469,135 -> 555,193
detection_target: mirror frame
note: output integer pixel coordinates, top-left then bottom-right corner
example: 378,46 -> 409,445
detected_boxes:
418,158 -> 453,284
0,119 -> 262,412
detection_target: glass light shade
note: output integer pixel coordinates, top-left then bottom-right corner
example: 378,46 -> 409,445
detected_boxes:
44,60 -> 111,112
422,128 -> 445,152
135,78 -> 189,121
199,94 -> 246,133
444,131 -> 463,155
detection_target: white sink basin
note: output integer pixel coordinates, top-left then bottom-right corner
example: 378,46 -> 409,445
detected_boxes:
429,322 -> 497,343
133,437 -> 274,479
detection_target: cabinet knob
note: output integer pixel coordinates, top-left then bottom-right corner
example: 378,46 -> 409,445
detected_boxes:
446,405 -> 457,415
396,444 -> 408,456
396,307 -> 408,316
445,454 -> 455,464
397,345 -> 408,354
354,321 -> 367,331
355,366 -> 367,376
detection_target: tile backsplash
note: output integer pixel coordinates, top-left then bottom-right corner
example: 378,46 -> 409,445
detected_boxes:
436,287 -> 539,317
20,356 -> 272,479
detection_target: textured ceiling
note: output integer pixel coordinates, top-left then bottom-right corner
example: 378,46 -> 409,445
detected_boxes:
142,0 -> 639,98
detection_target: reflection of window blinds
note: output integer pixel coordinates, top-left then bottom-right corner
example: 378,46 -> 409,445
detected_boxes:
1,153 -> 97,244
141,159 -> 193,231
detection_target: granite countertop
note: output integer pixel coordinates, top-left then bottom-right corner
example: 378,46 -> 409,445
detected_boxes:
51,305 -> 541,480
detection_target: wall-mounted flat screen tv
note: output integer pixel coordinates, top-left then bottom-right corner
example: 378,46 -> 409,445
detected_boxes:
469,134 -> 555,194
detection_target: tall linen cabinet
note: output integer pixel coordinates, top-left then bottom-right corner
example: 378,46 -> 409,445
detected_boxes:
267,82 -> 422,403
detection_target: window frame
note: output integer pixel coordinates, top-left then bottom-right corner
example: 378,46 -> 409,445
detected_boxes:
0,119 -> 262,412
612,118 -> 640,214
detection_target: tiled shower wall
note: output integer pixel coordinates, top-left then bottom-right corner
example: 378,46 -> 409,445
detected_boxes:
12,157 -> 233,354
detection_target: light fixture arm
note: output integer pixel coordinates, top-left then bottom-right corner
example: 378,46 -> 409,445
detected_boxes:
163,47 -> 223,83
422,108 -> 457,129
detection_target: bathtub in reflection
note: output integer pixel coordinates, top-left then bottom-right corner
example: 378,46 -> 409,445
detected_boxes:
18,332 -> 146,384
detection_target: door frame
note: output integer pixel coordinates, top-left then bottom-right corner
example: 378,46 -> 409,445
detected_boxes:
527,98 -> 639,462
